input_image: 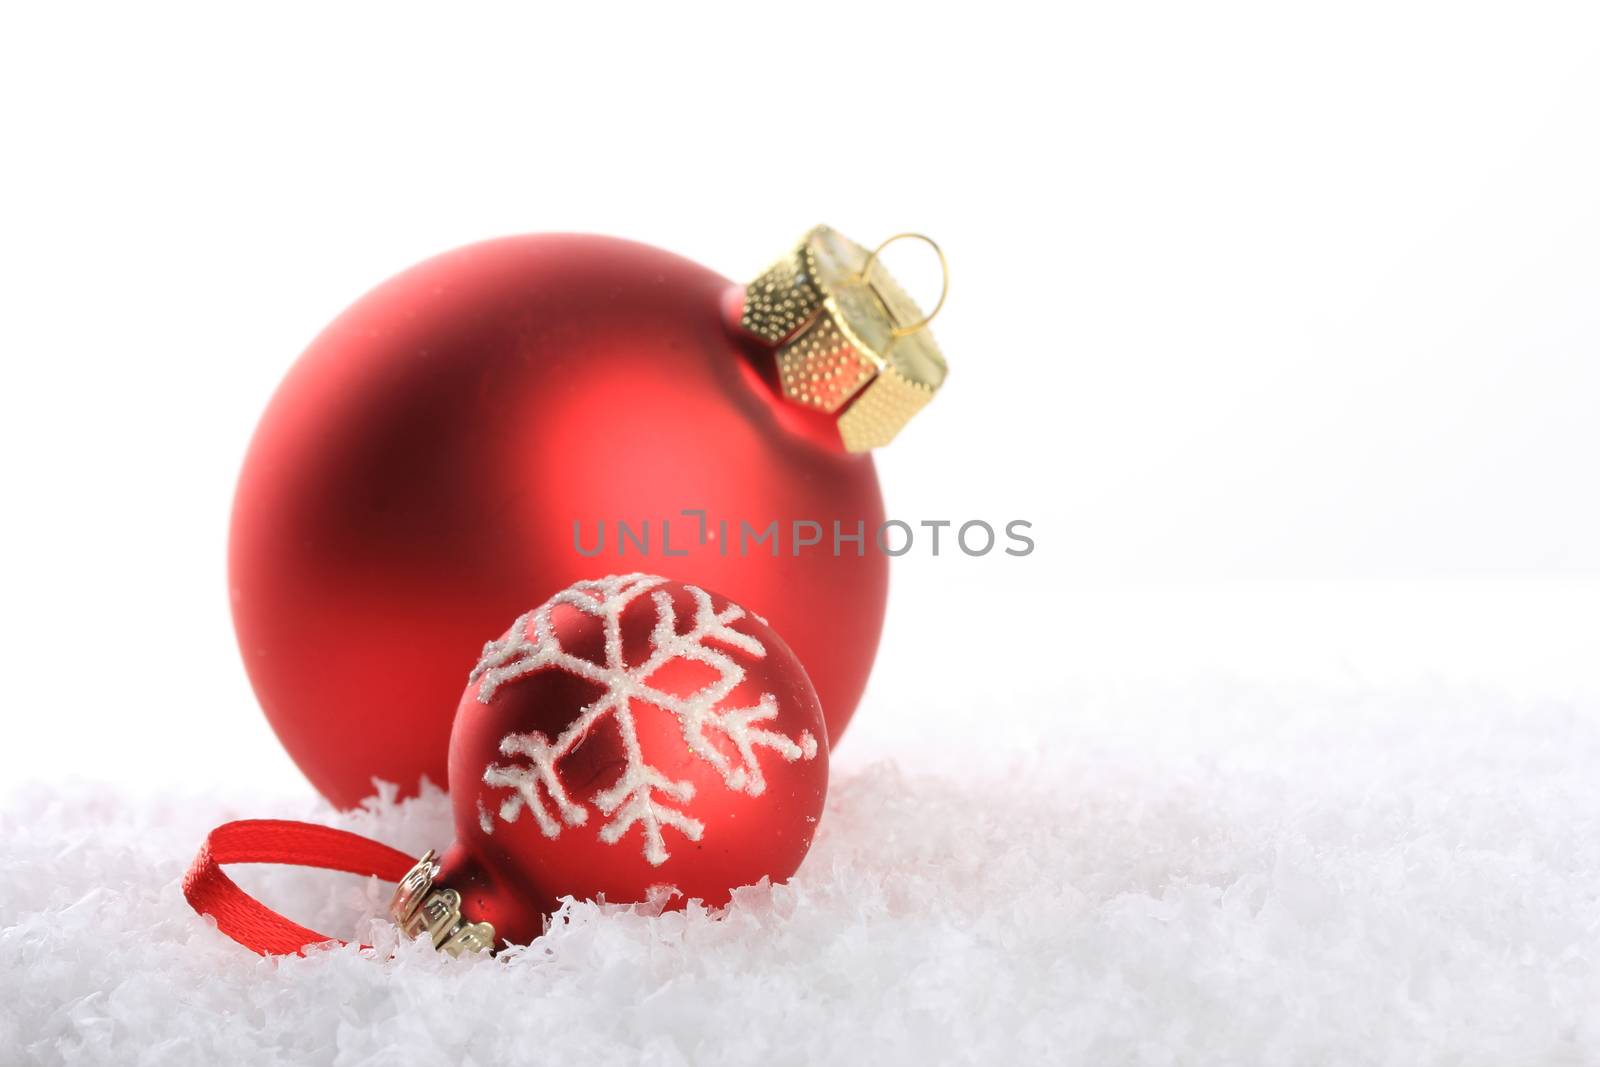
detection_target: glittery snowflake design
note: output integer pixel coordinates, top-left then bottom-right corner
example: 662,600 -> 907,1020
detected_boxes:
468,574 -> 819,866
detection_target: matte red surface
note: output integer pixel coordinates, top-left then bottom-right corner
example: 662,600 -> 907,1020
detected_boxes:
230,234 -> 887,807
440,580 -> 828,946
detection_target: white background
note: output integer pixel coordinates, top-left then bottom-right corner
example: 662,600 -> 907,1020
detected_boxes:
1,2 -> 1596,793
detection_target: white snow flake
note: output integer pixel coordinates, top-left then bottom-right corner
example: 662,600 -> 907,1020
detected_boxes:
468,574 -> 819,866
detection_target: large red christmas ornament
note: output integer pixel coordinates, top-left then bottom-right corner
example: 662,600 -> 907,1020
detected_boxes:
419,574 -> 827,949
230,226 -> 949,807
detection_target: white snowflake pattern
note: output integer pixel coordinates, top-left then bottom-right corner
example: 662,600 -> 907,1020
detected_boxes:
468,574 -> 819,866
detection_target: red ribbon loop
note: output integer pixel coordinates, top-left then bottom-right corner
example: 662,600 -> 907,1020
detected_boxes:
183,819 -> 417,956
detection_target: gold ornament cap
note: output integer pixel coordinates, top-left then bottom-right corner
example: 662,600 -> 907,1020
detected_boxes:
742,226 -> 950,452
389,849 -> 496,956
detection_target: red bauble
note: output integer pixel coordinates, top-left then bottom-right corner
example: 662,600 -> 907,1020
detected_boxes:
438,575 -> 827,946
230,233 -> 891,807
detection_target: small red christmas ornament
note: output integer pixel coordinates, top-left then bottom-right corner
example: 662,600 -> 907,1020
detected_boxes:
437,573 -> 827,946
184,575 -> 828,956
229,226 -> 949,807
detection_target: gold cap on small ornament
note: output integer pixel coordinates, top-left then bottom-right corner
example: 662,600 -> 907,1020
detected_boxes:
389,849 -> 495,956
742,226 -> 950,452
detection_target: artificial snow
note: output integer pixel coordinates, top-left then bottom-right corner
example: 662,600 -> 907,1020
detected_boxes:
5,678 -> 1600,1064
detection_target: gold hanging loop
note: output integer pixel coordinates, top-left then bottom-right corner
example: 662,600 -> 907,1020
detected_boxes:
858,233 -> 950,338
